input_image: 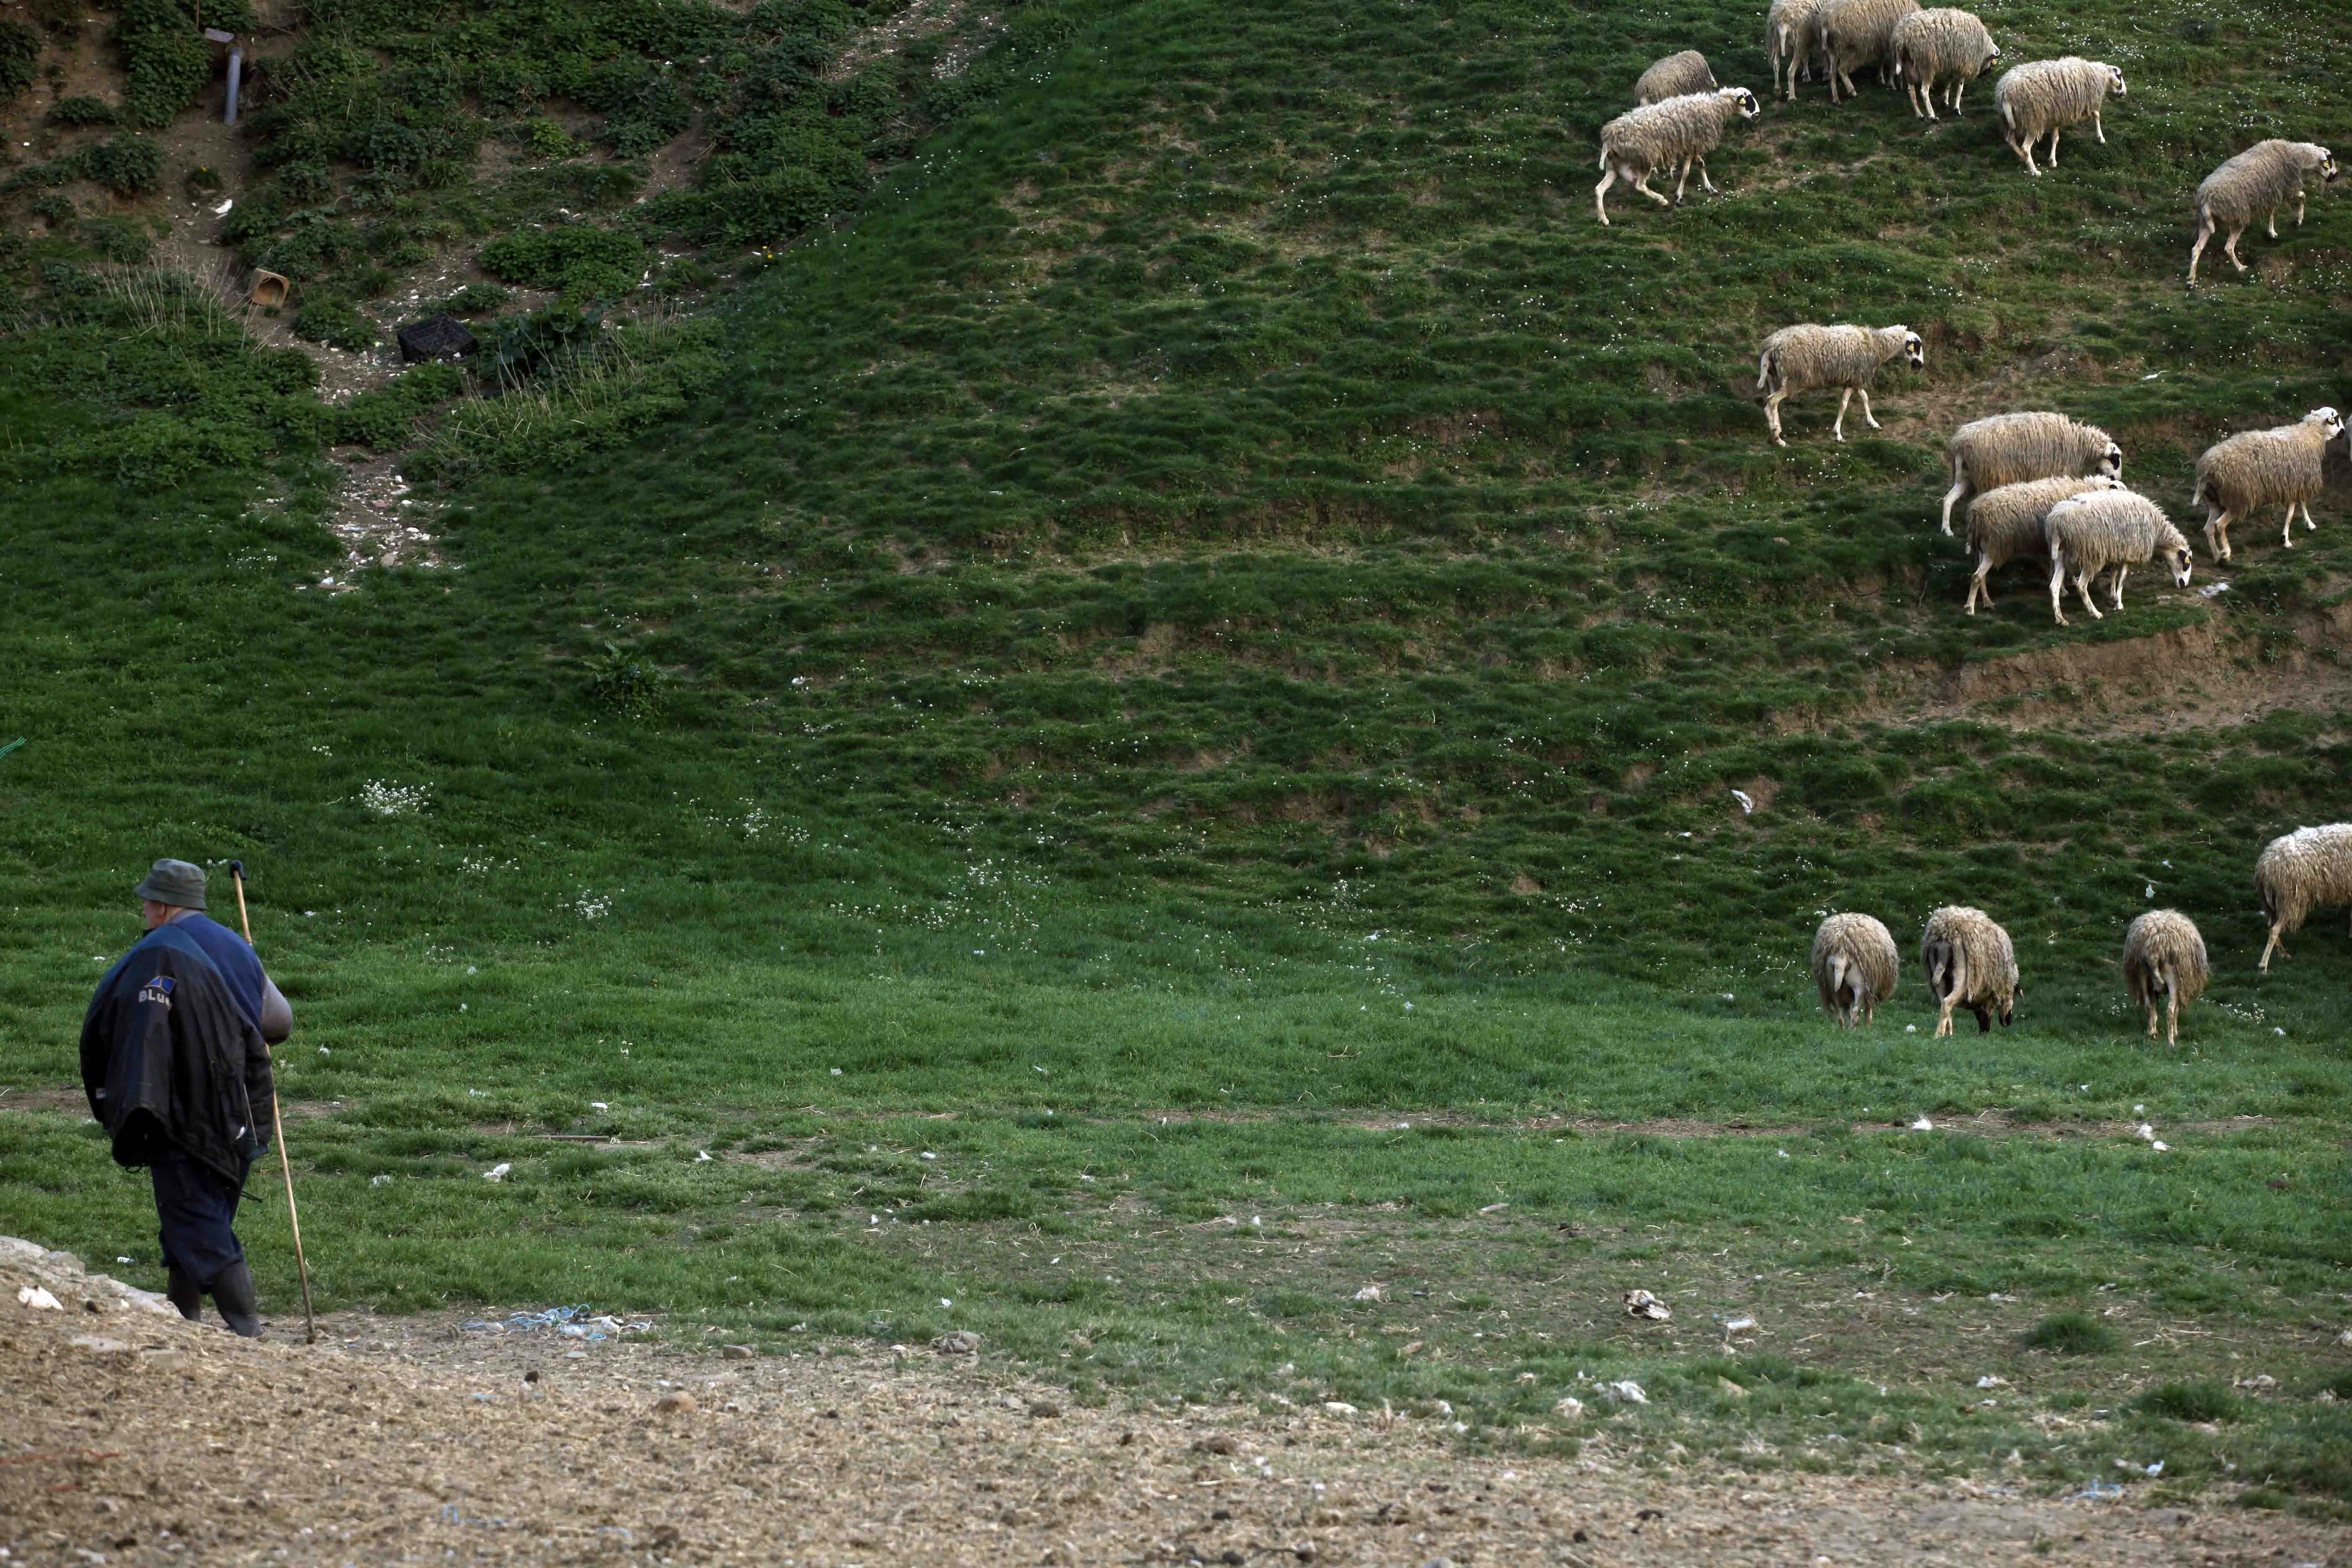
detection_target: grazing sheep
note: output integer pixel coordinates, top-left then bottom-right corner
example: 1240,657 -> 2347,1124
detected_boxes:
1755,323 -> 1924,446
1636,49 -> 1718,105
2043,488 -> 2194,626
2190,407 -> 2346,562
1890,8 -> 1999,121
1595,88 -> 1762,225
2122,910 -> 2208,1046
1812,913 -> 1900,1027
1961,474 -> 2123,614
1992,57 -> 2125,176
2255,824 -> 2352,972
1815,0 -> 1920,103
1767,0 -> 1823,99
1920,906 -> 2017,1037
2190,140 -> 2339,284
1939,411 -> 2123,535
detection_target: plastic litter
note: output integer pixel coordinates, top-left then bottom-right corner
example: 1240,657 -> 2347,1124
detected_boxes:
1910,1117 -> 1934,1131
17,1285 -> 62,1311
1601,1380 -> 1648,1404
2198,582 -> 2229,598
462,1305 -> 650,1341
1623,1289 -> 1671,1321
1553,1395 -> 1584,1417
2066,1481 -> 2124,1501
1353,1284 -> 1385,1302
482,1162 -> 511,1181
1730,789 -> 1755,814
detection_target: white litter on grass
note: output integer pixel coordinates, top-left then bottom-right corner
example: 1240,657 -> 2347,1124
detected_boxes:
1906,1024 -> 1917,1033
2115,1458 -> 2164,1477
921,1151 -> 937,1161
1553,1395 -> 1584,1418
1776,1149 -> 1790,1159
1723,1316 -> 1757,1334
1730,789 -> 1755,814
591,1102 -> 609,1111
831,1068 -> 843,1076
371,1174 -> 391,1187
2135,1123 -> 2156,1141
939,1298 -> 953,1309
1911,1116 -> 1934,1131
482,1163 -> 511,1181
318,1046 -> 330,1055
2133,1104 -> 2145,1113
17,1286 -> 62,1311
2199,581 -> 2229,598
1601,1380 -> 1647,1404
1624,1290 -> 1671,1320
2151,1141 -> 2170,1152
1478,1202 -> 1509,1214
1322,1401 -> 1358,1416
695,1150 -> 712,1163
1977,1375 -> 2007,1388
1352,1285 -> 1385,1302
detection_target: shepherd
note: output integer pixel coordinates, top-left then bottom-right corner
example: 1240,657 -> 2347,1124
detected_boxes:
81,859 -> 293,1336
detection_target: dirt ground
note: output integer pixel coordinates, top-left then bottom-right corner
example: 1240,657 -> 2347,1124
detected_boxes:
5,1242 -> 2344,1568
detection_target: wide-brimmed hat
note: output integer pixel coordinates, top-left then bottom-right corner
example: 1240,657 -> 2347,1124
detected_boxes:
132,858 -> 207,910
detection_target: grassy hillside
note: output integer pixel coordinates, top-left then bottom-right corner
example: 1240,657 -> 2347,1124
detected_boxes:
3,0 -> 2351,1515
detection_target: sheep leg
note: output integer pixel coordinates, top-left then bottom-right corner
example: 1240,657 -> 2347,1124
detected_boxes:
2049,556 -> 2070,625
1933,995 -> 1955,1037
2266,207 -> 2279,240
2073,565 -> 2104,620
1831,388 -> 1855,441
2296,193 -> 2307,227
2092,111 -> 2106,144
2224,226 -> 2248,272
2046,126 -> 2061,167
2259,921 -> 2284,972
1856,386 -> 1879,430
2109,564 -> 2128,611
1594,167 -> 1617,225
2203,508 -> 2232,564
2298,500 -> 2317,534
1693,154 -> 1717,196
2188,217 -> 2212,284
1950,79 -> 1965,115
1631,172 -> 1671,209
1965,554 -> 1992,614
2166,984 -> 2179,1047
1940,475 -> 1970,535
1764,391 -> 1788,447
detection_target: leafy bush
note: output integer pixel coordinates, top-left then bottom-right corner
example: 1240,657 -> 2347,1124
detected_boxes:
83,216 -> 157,266
478,225 -> 643,299
2022,1312 -> 2117,1355
276,161 -> 335,204
2138,1381 -> 2240,1423
437,282 -> 512,316
113,0 -> 213,129
323,361 -> 462,448
292,296 -> 378,353
48,95 -> 119,127
69,136 -> 166,197
584,642 -> 664,721
0,19 -> 40,106
524,117 -> 585,159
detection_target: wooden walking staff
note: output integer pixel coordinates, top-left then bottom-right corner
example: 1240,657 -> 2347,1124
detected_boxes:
229,860 -> 317,1345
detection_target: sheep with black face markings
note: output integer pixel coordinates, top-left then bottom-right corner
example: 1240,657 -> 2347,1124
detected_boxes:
1890,8 -> 1999,121
2190,140 -> 2339,284
1636,49 -> 1718,106
2042,488 -> 2193,626
1921,906 -> 2017,1037
2190,407 -> 2345,562
1815,0 -> 1920,103
1992,57 -> 2125,176
2122,910 -> 2207,1047
1595,88 -> 1761,225
1960,474 -> 2122,615
1767,0 -> 1823,99
1939,411 -> 2123,535
1813,913 -> 1900,1027
2255,824 -> 2352,972
1755,323 -> 1924,446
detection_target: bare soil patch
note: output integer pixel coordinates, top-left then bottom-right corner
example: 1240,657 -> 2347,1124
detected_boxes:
6,1239 -> 2342,1567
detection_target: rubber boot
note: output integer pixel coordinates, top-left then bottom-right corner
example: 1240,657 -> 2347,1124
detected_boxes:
165,1262 -> 203,1322
210,1259 -> 264,1338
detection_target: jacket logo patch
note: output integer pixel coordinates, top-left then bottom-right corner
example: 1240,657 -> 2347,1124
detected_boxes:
137,975 -> 174,1008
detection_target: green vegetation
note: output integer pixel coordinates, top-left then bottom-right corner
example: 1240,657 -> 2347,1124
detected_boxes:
1,0 -> 2350,1521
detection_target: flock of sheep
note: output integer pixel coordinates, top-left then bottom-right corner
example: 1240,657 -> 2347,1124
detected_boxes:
1594,8 -> 2344,625
1813,823 -> 2352,1042
1599,11 -> 2352,1034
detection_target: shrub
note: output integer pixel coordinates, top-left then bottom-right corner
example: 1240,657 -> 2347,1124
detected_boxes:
83,215 -> 157,265
48,95 -> 118,128
437,282 -> 511,316
325,361 -> 461,448
113,0 -> 212,129
2137,1381 -> 2240,1423
0,19 -> 40,106
2022,1312 -> 2117,1356
70,135 -> 166,197
478,225 -> 643,299
276,161 -> 335,204
524,116 -> 585,160
291,296 -> 378,353
584,642 -> 663,721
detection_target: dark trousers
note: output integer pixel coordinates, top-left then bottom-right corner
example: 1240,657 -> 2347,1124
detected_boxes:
150,1148 -> 248,1289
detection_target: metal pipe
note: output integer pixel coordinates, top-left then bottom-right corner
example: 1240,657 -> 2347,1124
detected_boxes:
225,46 -> 242,126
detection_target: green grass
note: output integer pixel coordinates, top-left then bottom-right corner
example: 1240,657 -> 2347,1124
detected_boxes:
3,0 -> 2352,1519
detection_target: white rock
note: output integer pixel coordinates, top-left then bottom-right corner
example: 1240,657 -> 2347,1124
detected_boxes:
17,1285 -> 62,1311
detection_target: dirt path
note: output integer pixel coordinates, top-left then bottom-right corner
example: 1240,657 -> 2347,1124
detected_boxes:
5,1244 -> 2342,1567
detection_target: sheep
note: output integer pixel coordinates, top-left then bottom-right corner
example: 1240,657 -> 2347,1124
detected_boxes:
2042,488 -> 2193,626
1890,8 -> 1999,121
1992,57 -> 2125,176
1595,88 -> 1761,225
1812,913 -> 1900,1027
2122,910 -> 2208,1047
1636,49 -> 1718,106
2190,407 -> 2346,562
1939,411 -> 2123,535
1961,474 -> 2123,614
1815,0 -> 1920,103
2190,140 -> 2339,284
1755,323 -> 1924,446
1766,0 -> 1823,99
1920,906 -> 2017,1037
2255,824 -> 2352,971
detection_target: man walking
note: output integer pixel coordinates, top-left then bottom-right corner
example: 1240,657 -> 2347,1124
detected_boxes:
81,859 -> 292,1336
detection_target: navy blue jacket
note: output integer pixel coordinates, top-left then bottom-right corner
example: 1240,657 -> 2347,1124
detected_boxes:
82,924 -> 274,1186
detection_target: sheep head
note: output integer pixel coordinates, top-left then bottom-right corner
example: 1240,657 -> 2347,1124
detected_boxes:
2097,439 -> 2123,478
1898,329 -> 1924,369
2164,539 -> 2195,589
2316,147 -> 2340,183
1720,86 -> 1761,119
2306,407 -> 2345,441
2104,64 -> 2127,98
1981,41 -> 2003,67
